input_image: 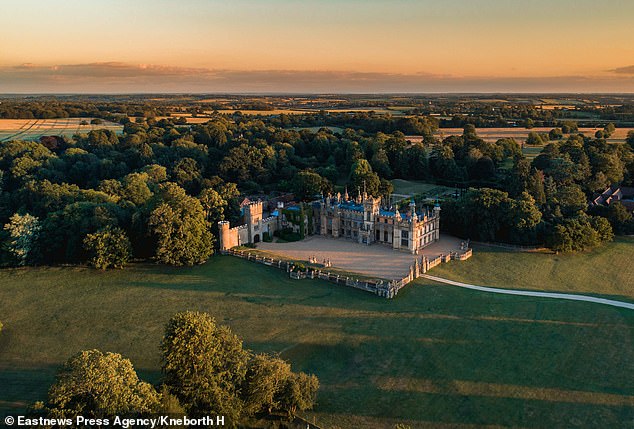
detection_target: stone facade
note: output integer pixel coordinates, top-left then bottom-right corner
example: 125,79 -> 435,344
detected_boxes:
219,193 -> 441,254
314,191 -> 440,254
219,201 -> 280,250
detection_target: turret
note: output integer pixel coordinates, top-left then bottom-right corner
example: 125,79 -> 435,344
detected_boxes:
409,199 -> 417,221
433,202 -> 441,240
218,221 -> 231,251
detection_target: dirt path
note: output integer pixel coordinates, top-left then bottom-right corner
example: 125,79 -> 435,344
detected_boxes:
422,274 -> 634,310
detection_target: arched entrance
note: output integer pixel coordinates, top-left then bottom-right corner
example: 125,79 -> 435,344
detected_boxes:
253,234 -> 260,243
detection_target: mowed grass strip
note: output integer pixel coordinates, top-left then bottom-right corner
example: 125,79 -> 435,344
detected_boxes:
0,256 -> 633,428
428,237 -> 634,299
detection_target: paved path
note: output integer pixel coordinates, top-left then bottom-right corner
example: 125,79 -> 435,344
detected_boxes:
421,274 -> 634,310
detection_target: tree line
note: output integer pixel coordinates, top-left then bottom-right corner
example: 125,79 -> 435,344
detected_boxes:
1,113 -> 633,268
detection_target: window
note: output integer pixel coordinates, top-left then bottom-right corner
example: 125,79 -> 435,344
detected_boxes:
384,230 -> 388,241
401,230 -> 409,247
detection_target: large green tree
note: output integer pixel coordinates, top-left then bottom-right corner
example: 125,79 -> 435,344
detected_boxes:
349,159 -> 380,196
292,170 -> 331,200
83,226 -> 132,269
43,349 -> 160,419
148,183 -> 214,266
2,212 -> 41,266
241,354 -> 292,415
161,311 -> 249,424
278,372 -> 319,418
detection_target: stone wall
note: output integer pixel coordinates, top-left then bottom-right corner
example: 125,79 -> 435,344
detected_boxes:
224,246 -> 472,299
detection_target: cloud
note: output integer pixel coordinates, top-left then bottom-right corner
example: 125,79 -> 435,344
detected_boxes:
1,62 -> 634,93
610,65 -> 634,74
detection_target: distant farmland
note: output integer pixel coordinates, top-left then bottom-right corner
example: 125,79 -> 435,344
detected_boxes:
0,118 -> 123,142
433,127 -> 633,144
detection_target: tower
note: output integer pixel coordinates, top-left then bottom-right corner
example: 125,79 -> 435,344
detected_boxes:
244,201 -> 263,243
218,220 -> 235,251
433,202 -> 441,241
409,199 -> 417,221
360,195 -> 381,245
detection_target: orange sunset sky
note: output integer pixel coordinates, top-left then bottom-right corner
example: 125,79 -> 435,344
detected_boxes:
2,0 -> 634,93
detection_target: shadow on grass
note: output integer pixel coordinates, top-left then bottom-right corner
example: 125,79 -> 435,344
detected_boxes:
250,339 -> 634,428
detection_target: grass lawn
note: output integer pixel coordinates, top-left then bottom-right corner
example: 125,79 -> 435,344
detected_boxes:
522,145 -> 544,161
0,256 -> 633,428
429,237 -> 634,300
391,179 -> 455,198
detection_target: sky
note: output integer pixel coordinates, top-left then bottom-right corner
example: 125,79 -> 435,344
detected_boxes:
1,0 -> 634,93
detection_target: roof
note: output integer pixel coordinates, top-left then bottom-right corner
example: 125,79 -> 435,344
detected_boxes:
338,201 -> 364,212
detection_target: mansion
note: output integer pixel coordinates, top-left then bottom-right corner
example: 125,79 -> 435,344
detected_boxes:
316,191 -> 440,254
219,191 -> 441,255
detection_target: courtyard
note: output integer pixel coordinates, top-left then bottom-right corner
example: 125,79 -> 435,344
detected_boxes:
257,234 -> 465,280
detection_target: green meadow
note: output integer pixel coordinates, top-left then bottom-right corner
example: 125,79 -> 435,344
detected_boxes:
0,251 -> 633,428
431,237 -> 634,300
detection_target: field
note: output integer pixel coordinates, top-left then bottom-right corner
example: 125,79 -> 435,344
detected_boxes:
431,127 -> 633,145
290,126 -> 344,133
1,249 -> 633,428
209,106 -> 415,116
391,179 -> 456,198
0,118 -> 123,142
430,237 -> 634,300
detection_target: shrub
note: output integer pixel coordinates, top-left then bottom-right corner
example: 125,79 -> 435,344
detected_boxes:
277,228 -> 302,242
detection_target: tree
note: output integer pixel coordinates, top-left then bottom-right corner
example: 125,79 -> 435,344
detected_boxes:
44,349 -> 160,418
242,354 -> 292,415
589,215 -> 614,242
172,157 -> 203,194
198,188 -> 227,223
527,169 -> 546,205
148,183 -> 214,266
292,170 -> 330,200
626,130 -> 634,149
553,184 -> 587,216
121,173 -> 153,206
606,202 -> 634,234
546,216 -> 610,253
161,312 -> 249,425
370,147 -> 393,178
511,192 -> 542,230
470,156 -> 496,180
3,212 -> 40,266
83,226 -> 131,269
278,372 -> 319,418
549,128 -> 564,140
349,159 -> 380,196
526,132 -> 545,146
405,143 -> 428,179
524,118 -> 535,129
39,202 -> 122,264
